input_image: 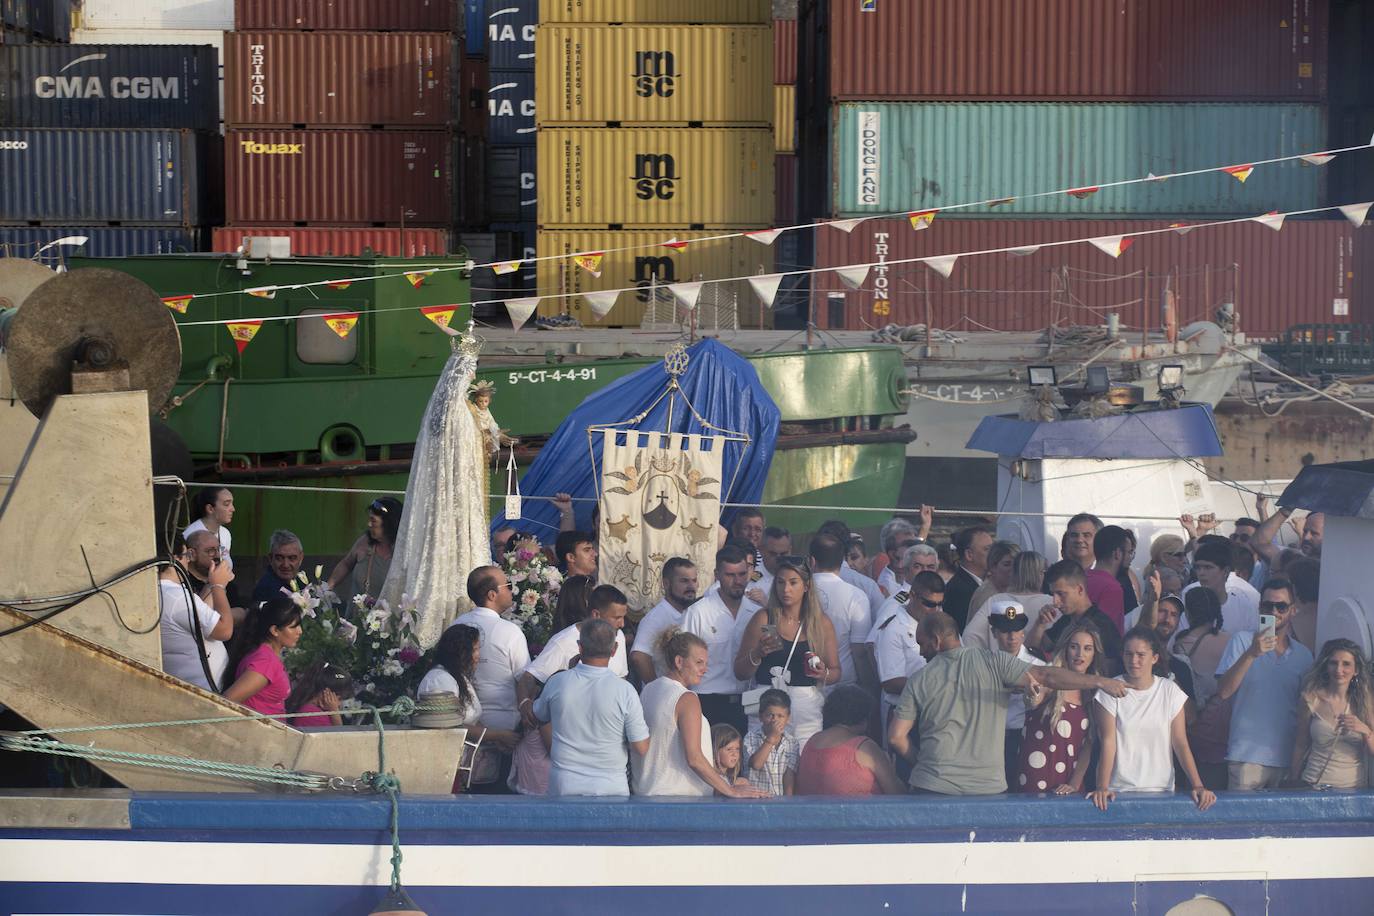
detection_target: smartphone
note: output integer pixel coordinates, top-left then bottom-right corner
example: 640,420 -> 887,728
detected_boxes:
1258,614 -> 1276,636
760,624 -> 777,639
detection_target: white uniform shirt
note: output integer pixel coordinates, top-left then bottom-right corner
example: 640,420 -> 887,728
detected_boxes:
525,622 -> 628,683
1181,574 -> 1261,636
1004,644 -> 1047,731
158,579 -> 227,690
681,589 -> 760,695
811,571 -> 871,687
872,605 -> 925,709
631,598 -> 685,679
840,561 -> 885,615
965,593 -> 1055,651
866,593 -> 908,644
877,566 -> 899,598
183,519 -> 232,571
448,607 -> 530,730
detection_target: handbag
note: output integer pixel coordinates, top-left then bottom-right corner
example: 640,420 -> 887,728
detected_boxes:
504,447 -> 522,520
743,622 -> 802,717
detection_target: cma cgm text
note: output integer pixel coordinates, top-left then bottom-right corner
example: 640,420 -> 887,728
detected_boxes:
33,77 -> 180,99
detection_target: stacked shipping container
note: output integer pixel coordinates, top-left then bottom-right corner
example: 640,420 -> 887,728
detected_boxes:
797,0 -> 1363,338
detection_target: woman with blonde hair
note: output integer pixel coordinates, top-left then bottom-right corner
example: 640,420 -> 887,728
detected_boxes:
1016,621 -> 1103,794
964,551 -> 1052,651
1146,533 -> 1188,581
1290,639 -> 1374,789
734,559 -> 840,746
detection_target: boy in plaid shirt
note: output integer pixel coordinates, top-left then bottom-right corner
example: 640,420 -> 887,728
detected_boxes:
743,689 -> 799,796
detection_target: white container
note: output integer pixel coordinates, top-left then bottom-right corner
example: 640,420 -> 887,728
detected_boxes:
70,28 -> 224,126
75,0 -> 233,31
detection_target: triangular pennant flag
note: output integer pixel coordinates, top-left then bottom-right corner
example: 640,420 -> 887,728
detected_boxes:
669,281 -> 706,311
583,289 -> 619,318
1339,202 -> 1372,227
922,255 -> 958,279
827,218 -> 866,234
1145,172 -> 1167,183
748,274 -> 784,310
1169,222 -> 1196,236
1088,236 -> 1134,258
491,260 -> 522,275
573,252 -> 605,278
745,229 -> 784,246
1223,164 -> 1254,184
419,304 -> 457,330
907,210 -> 937,231
661,238 -> 690,251
246,286 -> 276,299
1301,153 -> 1336,166
326,280 -> 353,290
226,320 -> 263,354
161,295 -> 193,314
505,296 -> 540,332
836,265 -> 869,290
404,270 -> 435,288
1007,246 -> 1041,257
987,197 -> 1017,208
1066,186 -> 1100,199
1254,211 -> 1286,232
321,312 -> 359,339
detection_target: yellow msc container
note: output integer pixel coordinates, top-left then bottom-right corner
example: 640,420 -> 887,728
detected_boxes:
539,128 -> 775,228
774,84 -> 795,152
536,230 -> 776,327
540,0 -> 769,24
536,25 -> 772,126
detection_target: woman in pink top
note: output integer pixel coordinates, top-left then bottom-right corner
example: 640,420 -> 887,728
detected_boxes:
796,686 -> 905,796
224,595 -> 302,717
286,661 -> 354,728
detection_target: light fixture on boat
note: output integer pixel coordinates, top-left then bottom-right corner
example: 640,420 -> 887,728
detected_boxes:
369,885 -> 427,915
1157,364 -> 1186,408
1027,365 -> 1057,388
1085,366 -> 1110,393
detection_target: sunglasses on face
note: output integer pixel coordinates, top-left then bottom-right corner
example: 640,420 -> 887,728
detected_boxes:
918,596 -> 943,609
1165,551 -> 1186,559
1259,600 -> 1291,612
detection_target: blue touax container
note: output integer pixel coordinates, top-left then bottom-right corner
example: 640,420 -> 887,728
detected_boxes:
0,44 -> 218,131
487,0 -> 536,70
0,129 -> 218,226
0,226 -> 204,266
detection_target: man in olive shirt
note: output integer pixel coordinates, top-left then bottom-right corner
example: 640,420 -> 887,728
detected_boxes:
888,611 -> 1125,795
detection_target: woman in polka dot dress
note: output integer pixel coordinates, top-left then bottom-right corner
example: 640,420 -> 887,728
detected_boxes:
1017,622 -> 1104,794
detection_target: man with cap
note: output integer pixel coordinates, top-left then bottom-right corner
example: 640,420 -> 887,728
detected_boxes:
989,598 -> 1046,788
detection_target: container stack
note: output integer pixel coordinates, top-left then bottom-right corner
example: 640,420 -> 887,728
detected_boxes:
797,0 -> 1364,339
483,0 -> 538,297
0,0 -> 69,45
213,0 -> 458,258
534,0 -> 776,328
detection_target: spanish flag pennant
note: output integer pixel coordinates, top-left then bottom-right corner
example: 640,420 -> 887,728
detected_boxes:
1066,186 -> 1100,199
907,209 -> 937,231
1253,211 -> 1286,232
161,295 -> 193,314
986,197 -> 1017,208
1223,164 -> 1254,184
246,286 -> 277,299
325,280 -> 353,291
491,260 -> 522,275
1301,153 -> 1336,166
321,312 -> 360,339
661,238 -> 690,251
1088,236 -> 1134,259
573,252 -> 605,278
404,270 -> 436,288
1169,222 -> 1197,236
420,304 -> 458,330
226,320 -> 263,354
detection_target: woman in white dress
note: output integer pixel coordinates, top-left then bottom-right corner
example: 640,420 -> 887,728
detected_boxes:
417,624 -> 518,791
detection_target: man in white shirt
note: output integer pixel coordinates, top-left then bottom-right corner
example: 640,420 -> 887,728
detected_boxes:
1181,539 -> 1260,635
750,526 -> 793,605
630,558 -> 698,683
682,544 -> 759,734
808,534 -> 872,689
989,599 -> 1046,788
159,534 -> 234,691
876,518 -> 922,597
518,585 -> 630,725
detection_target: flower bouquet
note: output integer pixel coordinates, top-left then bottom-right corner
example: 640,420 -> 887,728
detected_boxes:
500,538 -> 562,652
350,592 -> 431,709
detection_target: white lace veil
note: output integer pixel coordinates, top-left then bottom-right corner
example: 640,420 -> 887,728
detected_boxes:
380,334 -> 493,648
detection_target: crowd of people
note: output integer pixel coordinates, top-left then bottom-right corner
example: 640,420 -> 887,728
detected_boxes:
158,486 -> 1374,804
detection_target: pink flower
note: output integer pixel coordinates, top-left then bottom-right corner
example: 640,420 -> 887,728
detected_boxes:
399,646 -> 420,665
517,547 -> 537,563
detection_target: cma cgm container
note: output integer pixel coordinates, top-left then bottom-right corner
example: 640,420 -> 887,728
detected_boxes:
0,129 -> 213,225
0,44 -> 218,130
535,25 -> 772,126
538,128 -> 774,228
211,227 -> 450,257
802,0 -> 1328,101
488,145 -> 535,223
488,69 -> 534,145
0,226 -> 203,266
235,0 -> 456,31
225,129 -> 451,226
827,103 -> 1325,217
535,230 -> 775,327
224,32 -> 453,128
541,0 -> 768,24
810,218 -> 1367,340
77,0 -> 232,30
487,0 -> 535,70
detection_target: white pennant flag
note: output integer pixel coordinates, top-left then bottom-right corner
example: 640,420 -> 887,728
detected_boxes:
505,296 -> 540,332
836,265 -> 869,290
1145,172 -> 1167,183
828,218 -> 866,234
745,229 -> 785,246
1088,236 -> 1134,258
1008,245 -> 1042,257
748,274 -> 785,309
1301,153 -> 1336,166
922,255 -> 958,279
583,289 -> 620,318
1253,211 -> 1286,232
669,281 -> 706,311
1340,202 -> 1372,227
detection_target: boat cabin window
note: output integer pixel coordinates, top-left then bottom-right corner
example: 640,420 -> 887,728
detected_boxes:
296,309 -> 358,365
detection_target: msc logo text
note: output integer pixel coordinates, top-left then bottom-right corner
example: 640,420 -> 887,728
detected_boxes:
632,153 -> 677,200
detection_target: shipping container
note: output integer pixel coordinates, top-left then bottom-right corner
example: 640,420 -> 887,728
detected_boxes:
538,128 -> 774,228
0,44 -> 218,131
68,29 -> 226,127
534,25 -> 772,126
540,0 -> 769,24
775,153 -> 796,225
489,145 -> 536,223
457,56 -> 488,139
802,0 -> 1328,102
809,217 -> 1368,340
224,129 -> 451,226
454,134 -> 487,229
535,229 -> 775,327
773,17 -> 795,85
0,226 -> 203,266
490,219 -> 536,292
0,25 -> 27,45
488,0 -> 535,70
774,84 -> 794,152
488,69 -> 535,145
0,128 -> 214,226
235,0 -> 456,31
211,227 -> 450,258
224,32 -> 453,128
464,0 -> 486,55
77,0 -> 232,30
826,103 -> 1326,218
19,0 -> 68,41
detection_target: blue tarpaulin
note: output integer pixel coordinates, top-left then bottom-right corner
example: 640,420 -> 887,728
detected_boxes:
492,339 -> 781,538
966,404 -> 1224,459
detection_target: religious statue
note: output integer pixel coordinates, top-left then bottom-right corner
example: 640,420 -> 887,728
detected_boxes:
467,379 -> 517,459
